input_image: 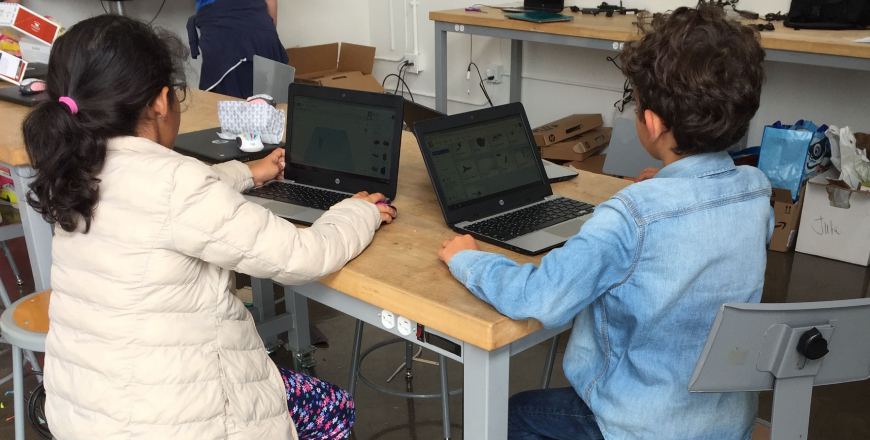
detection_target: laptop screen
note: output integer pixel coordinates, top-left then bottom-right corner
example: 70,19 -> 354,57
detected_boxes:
289,95 -> 398,185
423,115 -> 542,210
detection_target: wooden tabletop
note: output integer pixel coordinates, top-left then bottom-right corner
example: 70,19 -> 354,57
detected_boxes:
430,7 -> 870,60
320,130 -> 630,351
0,87 -> 631,350
0,87 -> 234,167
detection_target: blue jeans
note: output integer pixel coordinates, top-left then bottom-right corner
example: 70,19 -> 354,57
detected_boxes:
508,388 -> 604,440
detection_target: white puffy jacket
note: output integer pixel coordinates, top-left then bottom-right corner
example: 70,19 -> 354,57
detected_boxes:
44,136 -> 382,440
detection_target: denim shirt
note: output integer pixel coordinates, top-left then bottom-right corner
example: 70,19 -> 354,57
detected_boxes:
450,152 -> 773,440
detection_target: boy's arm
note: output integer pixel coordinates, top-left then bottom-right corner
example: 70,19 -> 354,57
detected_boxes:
447,199 -> 639,328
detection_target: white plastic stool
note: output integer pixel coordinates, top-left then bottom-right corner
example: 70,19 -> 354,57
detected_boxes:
0,291 -> 49,440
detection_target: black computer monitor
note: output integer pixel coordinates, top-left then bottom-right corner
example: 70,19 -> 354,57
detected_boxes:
524,0 -> 564,12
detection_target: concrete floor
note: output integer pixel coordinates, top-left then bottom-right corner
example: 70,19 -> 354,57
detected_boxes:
0,249 -> 868,439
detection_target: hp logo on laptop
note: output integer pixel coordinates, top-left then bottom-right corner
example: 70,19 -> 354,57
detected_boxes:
335,178 -> 341,184
499,200 -> 505,206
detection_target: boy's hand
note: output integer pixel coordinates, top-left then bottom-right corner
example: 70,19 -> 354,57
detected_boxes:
352,191 -> 397,224
636,167 -> 660,183
438,235 -> 479,265
249,148 -> 285,186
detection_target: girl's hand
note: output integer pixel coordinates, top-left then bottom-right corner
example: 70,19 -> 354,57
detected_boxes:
352,191 -> 397,224
249,148 -> 285,187
438,235 -> 479,266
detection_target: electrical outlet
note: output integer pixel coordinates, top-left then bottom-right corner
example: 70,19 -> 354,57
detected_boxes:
397,316 -> 413,336
485,65 -> 503,84
403,53 -> 422,74
380,310 -> 395,329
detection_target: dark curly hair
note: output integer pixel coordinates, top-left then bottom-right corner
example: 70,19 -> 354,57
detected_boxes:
22,15 -> 188,233
620,2 -> 766,156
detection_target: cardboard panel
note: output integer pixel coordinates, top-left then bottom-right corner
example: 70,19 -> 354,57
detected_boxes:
533,114 -> 604,147
796,170 -> 870,265
286,43 -> 339,75
338,42 -> 376,75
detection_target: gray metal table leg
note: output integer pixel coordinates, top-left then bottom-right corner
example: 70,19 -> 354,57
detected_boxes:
10,164 -> 52,292
283,286 -> 316,370
435,22 -> 449,113
510,39 -> 523,103
540,334 -> 560,389
251,278 -> 279,348
464,344 -> 510,439
439,354 -> 451,440
283,286 -> 312,351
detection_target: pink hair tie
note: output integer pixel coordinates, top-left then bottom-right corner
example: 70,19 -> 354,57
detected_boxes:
58,96 -> 78,115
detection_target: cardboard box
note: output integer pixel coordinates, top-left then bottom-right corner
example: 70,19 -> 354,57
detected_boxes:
533,114 -> 604,147
769,185 -> 805,253
286,42 -> 385,93
539,127 -> 612,162
795,170 -> 870,266
0,4 -> 57,85
568,154 -> 607,175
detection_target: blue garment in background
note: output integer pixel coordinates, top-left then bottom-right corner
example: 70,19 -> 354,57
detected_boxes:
187,0 -> 288,98
195,0 -> 220,11
450,152 -> 774,440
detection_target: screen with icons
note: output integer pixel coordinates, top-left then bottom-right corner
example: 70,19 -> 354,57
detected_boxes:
289,95 -> 397,184
423,115 -> 542,209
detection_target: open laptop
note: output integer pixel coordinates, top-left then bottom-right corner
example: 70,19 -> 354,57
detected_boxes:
253,55 -> 295,105
601,116 -> 662,178
403,99 -> 444,133
413,102 -> 596,255
243,83 -> 404,225
404,99 -> 577,183
175,56 -> 295,162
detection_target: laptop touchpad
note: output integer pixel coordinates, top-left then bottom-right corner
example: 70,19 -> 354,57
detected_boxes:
543,218 -> 585,238
264,202 -> 310,218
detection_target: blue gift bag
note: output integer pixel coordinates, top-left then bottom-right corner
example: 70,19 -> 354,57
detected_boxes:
758,120 -> 830,202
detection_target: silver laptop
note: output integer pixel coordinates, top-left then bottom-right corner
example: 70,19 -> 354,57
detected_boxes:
413,102 -> 595,255
601,116 -> 663,178
253,55 -> 296,104
243,83 -> 405,225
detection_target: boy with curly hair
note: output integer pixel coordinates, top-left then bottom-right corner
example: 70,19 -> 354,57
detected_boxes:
438,3 -> 772,439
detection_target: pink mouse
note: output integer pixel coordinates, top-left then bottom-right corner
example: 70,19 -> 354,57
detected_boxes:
19,78 -> 46,96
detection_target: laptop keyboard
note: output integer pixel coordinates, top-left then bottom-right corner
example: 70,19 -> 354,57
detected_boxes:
464,198 -> 595,241
244,182 -> 351,211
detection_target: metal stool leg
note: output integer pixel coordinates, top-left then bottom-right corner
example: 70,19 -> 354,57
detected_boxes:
12,346 -> 24,440
348,319 -> 364,397
540,334 -> 560,389
405,341 -> 414,379
0,275 -> 41,383
439,354 -> 450,440
1,241 -> 23,291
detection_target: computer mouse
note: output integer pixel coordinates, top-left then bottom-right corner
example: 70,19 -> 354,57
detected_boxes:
236,133 -> 265,153
19,78 -> 46,96
246,94 -> 277,107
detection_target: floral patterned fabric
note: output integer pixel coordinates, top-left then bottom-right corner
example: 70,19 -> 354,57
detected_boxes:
278,366 -> 355,440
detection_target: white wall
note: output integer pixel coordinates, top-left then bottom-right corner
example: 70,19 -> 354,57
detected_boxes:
22,0 -> 870,147
366,0 -> 870,147
21,0 -> 201,84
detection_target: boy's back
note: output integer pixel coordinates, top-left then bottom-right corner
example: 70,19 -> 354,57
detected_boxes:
565,153 -> 772,439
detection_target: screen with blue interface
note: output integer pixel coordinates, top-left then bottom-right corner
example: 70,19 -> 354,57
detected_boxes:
424,115 -> 542,209
289,96 -> 397,183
